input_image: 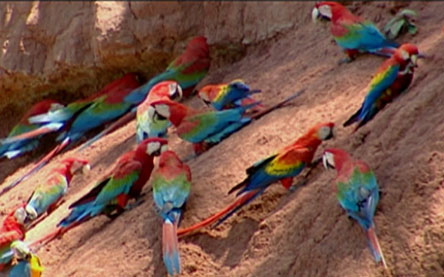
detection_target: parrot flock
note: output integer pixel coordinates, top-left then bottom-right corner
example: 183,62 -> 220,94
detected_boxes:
0,1 -> 428,275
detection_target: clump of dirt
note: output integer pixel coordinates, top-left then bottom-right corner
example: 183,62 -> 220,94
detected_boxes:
1,2 -> 444,277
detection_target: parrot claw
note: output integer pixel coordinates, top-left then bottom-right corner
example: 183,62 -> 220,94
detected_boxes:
288,179 -> 308,192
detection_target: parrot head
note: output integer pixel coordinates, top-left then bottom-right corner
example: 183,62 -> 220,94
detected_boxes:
322,148 -> 351,172
14,206 -> 28,225
151,81 -> 183,101
312,2 -> 346,23
312,122 -> 335,141
149,99 -> 188,126
10,240 -> 31,260
198,84 -> 220,105
21,99 -> 63,124
60,157 -> 91,176
138,137 -> 169,157
394,43 -> 419,70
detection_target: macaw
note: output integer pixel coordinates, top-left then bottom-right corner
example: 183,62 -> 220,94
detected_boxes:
0,99 -> 64,159
149,89 -> 304,155
5,73 -> 141,193
7,240 -> 43,277
152,150 -> 191,276
76,36 -> 210,150
0,207 -> 28,271
29,138 -> 168,247
177,122 -> 335,236
148,99 -> 260,155
136,81 -> 183,141
312,1 -> 399,61
23,157 -> 90,225
197,79 -> 262,111
322,148 -> 387,268
343,43 -> 419,131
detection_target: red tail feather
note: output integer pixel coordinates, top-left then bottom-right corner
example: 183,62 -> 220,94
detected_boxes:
177,190 -> 257,237
367,226 -> 387,269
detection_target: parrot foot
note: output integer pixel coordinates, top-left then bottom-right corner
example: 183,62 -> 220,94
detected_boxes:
288,179 -> 308,192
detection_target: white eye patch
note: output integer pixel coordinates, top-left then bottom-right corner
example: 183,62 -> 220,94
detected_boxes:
147,106 -> 156,120
161,144 -> 168,153
147,141 -> 161,155
155,104 -> 171,118
319,5 -> 332,18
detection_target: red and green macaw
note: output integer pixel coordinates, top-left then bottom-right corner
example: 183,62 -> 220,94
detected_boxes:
58,137 -> 168,229
77,36 -> 210,150
322,148 -> 387,268
148,99 -> 260,155
0,100 -> 64,159
198,79 -> 262,111
136,81 -> 183,141
0,207 -> 28,271
152,150 -> 191,276
6,240 -> 43,277
343,43 -> 419,131
312,1 -> 399,61
23,158 -> 90,225
177,122 -> 335,236
4,73 -> 141,193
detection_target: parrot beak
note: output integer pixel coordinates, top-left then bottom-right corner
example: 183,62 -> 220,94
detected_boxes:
411,54 -> 418,67
11,240 -> 31,261
322,152 -> 335,170
82,163 -> 91,174
312,8 -> 320,23
25,205 -> 38,221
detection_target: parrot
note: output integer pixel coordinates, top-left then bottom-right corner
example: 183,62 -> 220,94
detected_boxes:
148,98 -> 261,155
0,207 -> 28,271
30,138 -> 168,247
343,43 -> 419,131
177,122 -> 335,236
78,36 -> 210,151
152,150 -> 191,276
7,240 -> 43,277
322,148 -> 387,268
22,157 -> 90,225
312,1 -> 399,61
148,89 -> 304,156
4,73 -> 142,193
0,99 -> 64,159
136,81 -> 183,141
197,79 -> 262,111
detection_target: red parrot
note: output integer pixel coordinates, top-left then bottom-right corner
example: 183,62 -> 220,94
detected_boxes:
177,122 -> 335,236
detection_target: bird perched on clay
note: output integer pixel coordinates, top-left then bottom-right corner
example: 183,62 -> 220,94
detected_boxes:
148,98 -> 260,155
0,99 -> 64,159
0,207 -> 28,271
322,148 -> 387,268
343,43 -> 419,131
177,122 -> 334,236
152,150 -> 191,276
23,157 -> 90,224
312,1 -> 399,62
5,73 -> 141,192
78,36 -> 210,150
136,81 -> 183,140
7,240 -> 43,277
198,79 -> 262,111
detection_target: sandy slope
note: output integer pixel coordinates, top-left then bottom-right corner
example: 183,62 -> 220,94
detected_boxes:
1,2 -> 444,276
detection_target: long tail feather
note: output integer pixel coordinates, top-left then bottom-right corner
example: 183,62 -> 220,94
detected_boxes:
343,107 -> 362,128
0,123 -> 64,144
77,109 -> 137,152
163,220 -> 180,276
0,137 -> 70,196
177,189 -> 261,237
367,225 -> 387,269
251,89 -> 305,120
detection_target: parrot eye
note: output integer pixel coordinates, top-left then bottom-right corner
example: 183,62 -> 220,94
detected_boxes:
318,126 -> 333,141
147,141 -> 161,156
322,152 -> 335,170
169,83 -> 183,101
